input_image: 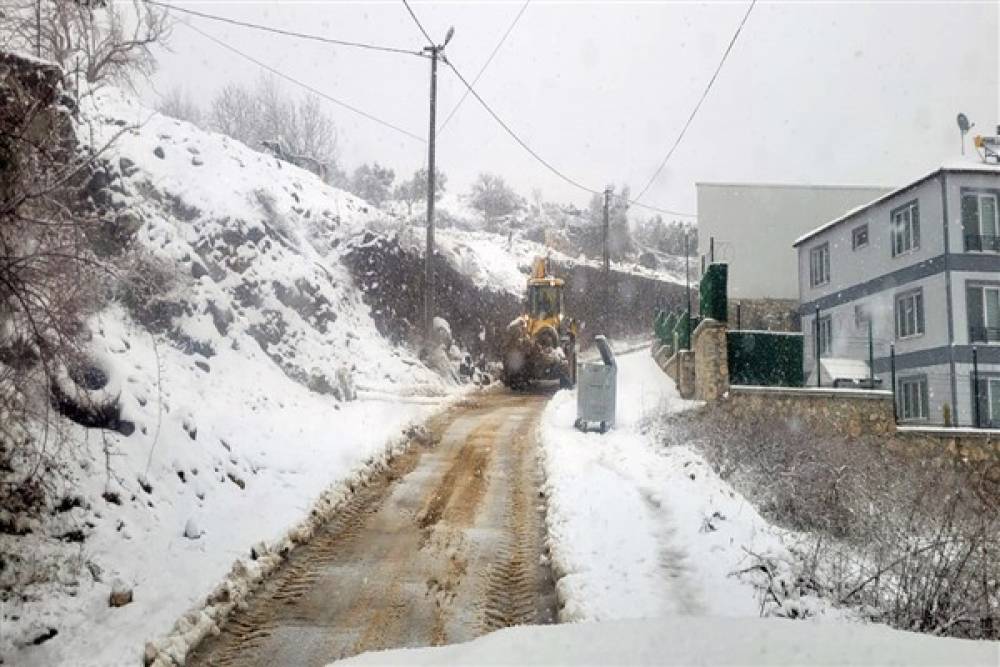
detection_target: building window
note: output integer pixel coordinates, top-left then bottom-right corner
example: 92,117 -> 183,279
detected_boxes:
962,192 -> 999,252
966,284 -> 1000,343
852,224 -> 869,250
891,201 -> 920,257
854,304 -> 870,329
816,315 -> 833,355
810,243 -> 830,287
895,289 -> 924,339
898,376 -> 928,421
989,378 -> 1000,427
970,376 -> 1000,428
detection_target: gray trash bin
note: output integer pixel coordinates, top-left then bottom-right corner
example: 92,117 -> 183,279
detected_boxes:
574,335 -> 617,433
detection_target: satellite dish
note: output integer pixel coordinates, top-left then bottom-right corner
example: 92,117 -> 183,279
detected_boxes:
444,26 -> 455,46
958,113 -> 972,134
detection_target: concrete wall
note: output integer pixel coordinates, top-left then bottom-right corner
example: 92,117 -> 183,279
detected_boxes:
697,183 -> 890,300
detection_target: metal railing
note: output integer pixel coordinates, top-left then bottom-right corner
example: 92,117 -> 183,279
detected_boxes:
964,234 -> 1000,252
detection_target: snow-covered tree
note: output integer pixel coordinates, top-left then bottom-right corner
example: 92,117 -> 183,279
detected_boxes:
156,85 -> 202,126
208,76 -> 340,182
350,162 -> 395,206
468,173 -> 522,231
0,0 -> 171,86
393,167 -> 447,217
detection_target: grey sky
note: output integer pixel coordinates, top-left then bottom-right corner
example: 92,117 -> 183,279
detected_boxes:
147,1 -> 999,218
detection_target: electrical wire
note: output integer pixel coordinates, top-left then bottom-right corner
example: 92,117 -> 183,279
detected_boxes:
444,58 -> 697,217
437,0 -> 530,134
146,0 -> 424,57
401,0 -> 435,47
443,59 -> 603,195
633,0 -> 757,204
400,0 -> 696,217
182,22 -> 426,144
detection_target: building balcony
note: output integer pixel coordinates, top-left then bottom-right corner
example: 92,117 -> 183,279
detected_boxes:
963,234 -> 1000,252
969,326 -> 1000,343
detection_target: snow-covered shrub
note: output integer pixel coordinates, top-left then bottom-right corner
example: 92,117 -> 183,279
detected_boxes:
663,406 -> 1000,639
0,54 -> 109,519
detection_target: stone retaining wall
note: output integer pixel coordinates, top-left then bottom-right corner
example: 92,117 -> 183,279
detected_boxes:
663,349 -> 695,399
725,385 -> 897,438
893,427 -> 1000,465
693,319 -> 728,401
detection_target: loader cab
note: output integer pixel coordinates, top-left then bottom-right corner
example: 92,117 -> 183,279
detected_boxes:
527,281 -> 563,321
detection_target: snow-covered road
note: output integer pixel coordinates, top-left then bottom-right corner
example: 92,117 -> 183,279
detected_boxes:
186,390 -> 557,666
335,347 -> 999,666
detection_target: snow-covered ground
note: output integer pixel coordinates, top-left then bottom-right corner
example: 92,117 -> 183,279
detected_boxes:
3,89 -> 467,666
539,348 -> 817,621
336,615 -> 999,666
332,348 -> 996,666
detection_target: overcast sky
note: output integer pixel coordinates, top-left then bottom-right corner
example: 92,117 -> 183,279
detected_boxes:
146,1 -> 1000,218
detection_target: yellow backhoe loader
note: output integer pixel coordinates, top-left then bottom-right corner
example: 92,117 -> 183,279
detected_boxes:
501,257 -> 578,389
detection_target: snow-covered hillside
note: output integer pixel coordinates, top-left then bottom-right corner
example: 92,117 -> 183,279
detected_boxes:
2,89 -> 465,666
376,202 -> 689,298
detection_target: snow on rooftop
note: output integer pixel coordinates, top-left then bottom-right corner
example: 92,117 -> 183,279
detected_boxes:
793,157 -> 1000,247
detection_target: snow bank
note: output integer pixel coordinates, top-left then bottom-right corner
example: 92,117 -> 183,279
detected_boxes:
538,349 -> 839,621
334,615 -> 999,666
4,88 -> 466,666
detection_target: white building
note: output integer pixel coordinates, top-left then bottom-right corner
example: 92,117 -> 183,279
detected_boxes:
697,183 -> 891,300
795,162 -> 1000,426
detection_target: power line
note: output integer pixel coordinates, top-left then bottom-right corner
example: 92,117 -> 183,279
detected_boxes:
633,0 -> 756,204
146,0 -> 424,57
443,59 -> 603,196
437,0 -> 530,135
401,0 -> 435,47
400,0 -> 695,217
182,22 -> 426,143
443,59 -> 696,217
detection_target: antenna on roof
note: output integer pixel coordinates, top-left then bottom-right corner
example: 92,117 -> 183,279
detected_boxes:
957,113 -> 974,156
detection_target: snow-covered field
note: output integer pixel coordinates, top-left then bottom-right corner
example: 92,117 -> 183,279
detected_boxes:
337,615 -> 999,666
3,90 -> 468,666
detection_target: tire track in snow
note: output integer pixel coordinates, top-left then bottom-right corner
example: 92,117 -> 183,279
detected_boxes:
187,391 -> 557,666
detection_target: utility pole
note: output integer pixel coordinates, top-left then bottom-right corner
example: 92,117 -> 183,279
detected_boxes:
867,318 -> 874,388
602,186 -> 612,274
602,185 -> 612,327
973,346 -> 981,427
684,232 -> 691,348
814,305 -> 821,387
421,27 -> 454,348
36,0 -> 42,58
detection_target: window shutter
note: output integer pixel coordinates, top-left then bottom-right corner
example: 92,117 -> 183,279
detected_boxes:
967,286 -> 984,341
961,194 -> 978,250
920,380 -> 929,420
911,204 -> 920,248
